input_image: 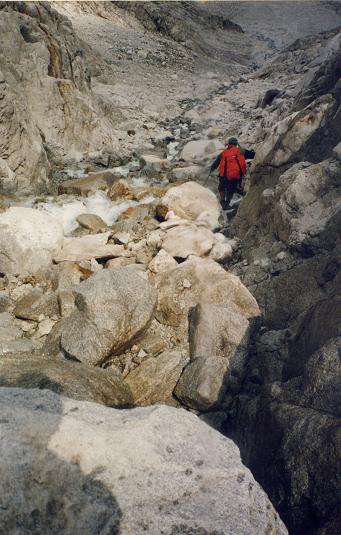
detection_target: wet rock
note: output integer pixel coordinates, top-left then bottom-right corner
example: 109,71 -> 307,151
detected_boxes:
119,204 -> 153,221
161,181 -> 221,230
0,354 -> 133,407
174,356 -> 229,411
61,269 -> 157,365
13,288 -> 59,322
0,388 -> 287,535
125,350 -> 186,406
54,232 -> 125,263
59,171 -> 118,196
109,179 -> 134,201
76,213 -> 107,232
0,208 -> 63,276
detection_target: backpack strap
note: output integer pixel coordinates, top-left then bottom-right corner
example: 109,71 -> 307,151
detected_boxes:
235,154 -> 243,179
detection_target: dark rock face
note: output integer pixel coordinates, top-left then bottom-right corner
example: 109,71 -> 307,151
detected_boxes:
231,298 -> 341,534
228,32 -> 341,535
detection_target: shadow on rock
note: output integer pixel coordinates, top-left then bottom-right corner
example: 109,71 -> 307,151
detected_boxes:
0,379 -> 122,534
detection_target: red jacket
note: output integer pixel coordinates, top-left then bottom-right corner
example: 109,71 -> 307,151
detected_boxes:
219,146 -> 246,180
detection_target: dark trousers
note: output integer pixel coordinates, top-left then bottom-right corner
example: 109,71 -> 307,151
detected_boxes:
218,177 -> 241,208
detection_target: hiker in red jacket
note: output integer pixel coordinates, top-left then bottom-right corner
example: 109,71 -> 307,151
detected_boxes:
211,137 -> 254,210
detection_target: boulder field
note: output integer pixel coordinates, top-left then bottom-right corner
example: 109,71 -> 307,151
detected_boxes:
0,1 -> 341,534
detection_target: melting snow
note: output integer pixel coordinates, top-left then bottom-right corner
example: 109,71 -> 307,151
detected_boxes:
35,191 -> 140,236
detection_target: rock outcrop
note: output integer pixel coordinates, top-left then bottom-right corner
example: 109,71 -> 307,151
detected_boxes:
0,387 -> 288,535
227,28 -> 341,535
160,181 -> 221,230
0,2 -> 118,192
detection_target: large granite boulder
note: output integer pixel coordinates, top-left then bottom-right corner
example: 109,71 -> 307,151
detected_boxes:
189,303 -> 252,365
155,256 -> 260,328
160,181 -> 221,230
162,223 -> 215,259
0,353 -> 132,407
0,387 -> 288,535
61,269 -> 157,365
0,207 -> 63,276
174,304 -> 254,412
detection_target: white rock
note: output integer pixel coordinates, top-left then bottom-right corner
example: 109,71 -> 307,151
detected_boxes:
181,139 -> 224,162
37,317 -> 55,337
0,388 -> 288,535
161,181 -> 221,230
162,224 -> 215,259
148,249 -> 178,274
209,241 -> 233,263
171,165 -> 203,181
183,109 -> 201,123
155,256 -> 260,328
0,207 -> 63,276
114,232 -> 131,245
276,251 -> 286,261
261,188 -> 275,199
140,154 -> 171,175
146,230 -> 165,248
54,232 -> 125,263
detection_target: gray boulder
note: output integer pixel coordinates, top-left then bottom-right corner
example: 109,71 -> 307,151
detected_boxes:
61,269 -> 157,365
189,303 -> 252,371
0,312 -> 33,357
76,213 -> 107,232
13,288 -> 59,322
0,388 -> 287,535
174,356 -> 229,411
125,350 -> 186,406
0,353 -> 132,407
